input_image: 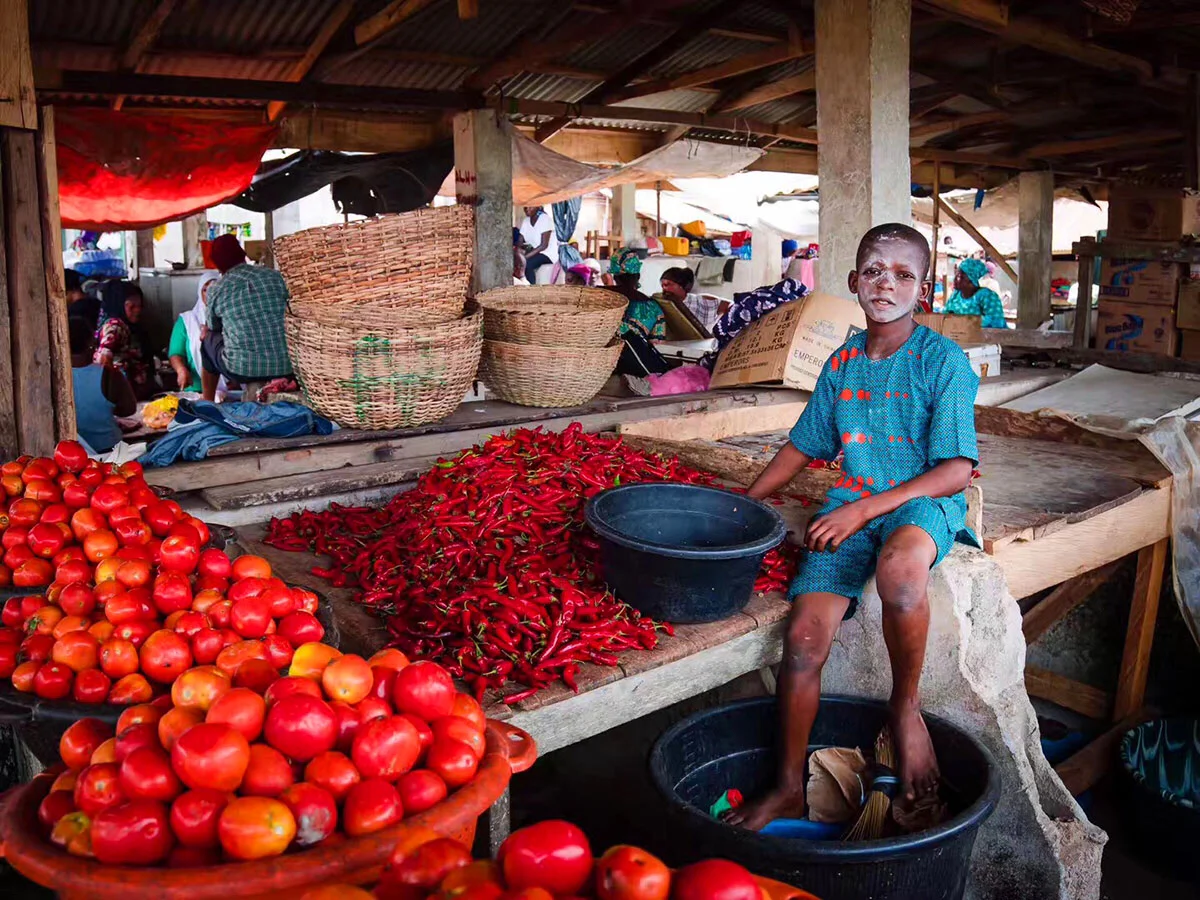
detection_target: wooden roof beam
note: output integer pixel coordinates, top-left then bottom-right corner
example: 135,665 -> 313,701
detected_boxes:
267,0 -> 356,121
112,0 -> 177,111
910,110 -> 1009,141
936,196 -> 1019,282
1025,129 -> 1180,159
715,68 -> 814,113
1090,10 -> 1200,32
354,0 -> 441,47
457,0 -> 479,19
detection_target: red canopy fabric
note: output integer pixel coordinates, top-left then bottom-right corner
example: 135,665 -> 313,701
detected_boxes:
56,109 -> 278,231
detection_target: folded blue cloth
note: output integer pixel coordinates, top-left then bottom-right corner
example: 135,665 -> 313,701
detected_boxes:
140,400 -> 334,468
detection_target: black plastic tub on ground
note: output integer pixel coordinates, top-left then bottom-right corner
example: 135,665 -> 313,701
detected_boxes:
584,483 -> 785,623
650,696 -> 1000,900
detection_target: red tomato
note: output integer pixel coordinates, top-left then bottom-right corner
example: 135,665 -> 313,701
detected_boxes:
58,582 -> 96,617
278,782 -> 338,848
383,837 -> 473,895
143,501 -> 180,537
33,661 -> 73,699
215,638 -> 268,676
233,658 -> 281,694
595,846 -> 671,900
112,620 -> 157,649
21,632 -> 55,663
115,557 -> 152,588
669,860 -> 760,900
304,751 -> 361,803
391,662 -> 456,719
60,718 -> 114,770
397,769 -> 448,814
158,706 -> 204,752
8,498 -> 44,528
432,716 -> 486,761
231,554 -> 271,580
401,714 -> 433,758
89,483 -> 130,516
120,746 -> 184,802
114,722 -> 161,763
37,789 -> 77,832
14,558 -> 54,588
62,481 -> 92,509
74,762 -> 126,816
322,654 -> 373,705
263,694 -> 338,762
433,861 -> 505,900
261,586 -> 296,619
116,703 -> 163,733
197,548 -> 232,578
277,611 -> 325,646
170,789 -> 231,849
356,697 -> 391,723
152,572 -> 193,615
368,666 -> 397,704
73,668 -> 112,703
230,595 -> 272,639
104,591 -> 155,625
91,799 -> 174,866
52,631 -> 100,673
98,638 -> 139,679
108,672 -> 154,705
206,687 -> 267,742
426,738 -> 479,789
23,478 -> 61,503
1,596 -> 24,629
191,628 -> 225,665
170,665 -> 232,712
113,517 -> 152,548
263,675 -> 323,706
27,522 -> 67,558
218,796 -> 296,861
159,533 -> 201,574
450,694 -> 486,733
2,526 -> 29,551
499,820 -> 593,895
261,634 -> 294,670
139,629 -> 193,684
342,778 -> 403,836
54,440 -> 89,474
330,701 -> 362,752
241,744 -> 295,798
207,599 -> 233,629
172,610 -> 207,638
171,722 -> 251,792
0,642 -> 15,680
227,576 -> 268,605
352,717 -> 422,784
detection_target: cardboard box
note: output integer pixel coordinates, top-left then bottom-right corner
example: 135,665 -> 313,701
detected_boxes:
964,344 -> 1001,379
915,312 -> 984,346
709,292 -> 865,392
1107,185 -> 1200,241
1178,280 -> 1200,331
1094,301 -> 1179,356
1180,329 -> 1200,362
1098,258 -> 1182,306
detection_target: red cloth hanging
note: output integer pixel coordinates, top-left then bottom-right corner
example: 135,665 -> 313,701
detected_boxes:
55,109 -> 278,231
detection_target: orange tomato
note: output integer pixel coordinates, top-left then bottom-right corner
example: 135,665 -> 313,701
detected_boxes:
88,620 -> 116,643
108,672 -> 154,705
171,665 -> 232,712
90,737 -> 118,764
300,887 -> 376,900
367,648 -> 410,672
215,640 -> 268,678
288,642 -> 342,681
139,629 -> 193,684
83,530 -> 119,563
11,660 -> 40,692
231,555 -> 272,581
51,631 -> 100,673
52,615 -> 92,640
158,706 -> 205,752
117,703 -> 164,734
70,508 -> 107,542
1,473 -> 24,497
217,796 -> 295,861
321,654 -> 373,705
98,638 -> 140,679
450,694 -> 486,733
28,605 -> 63,635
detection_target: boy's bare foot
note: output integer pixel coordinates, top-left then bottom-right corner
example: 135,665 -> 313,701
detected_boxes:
891,702 -> 939,802
721,785 -> 806,831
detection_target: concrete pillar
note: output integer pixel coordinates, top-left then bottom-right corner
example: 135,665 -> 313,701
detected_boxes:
454,109 -> 513,294
181,212 -> 207,269
815,0 -> 912,297
612,183 -> 638,241
271,200 -> 303,240
1017,170 -> 1053,329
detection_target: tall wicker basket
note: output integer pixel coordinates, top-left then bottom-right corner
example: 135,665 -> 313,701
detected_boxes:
475,285 -> 626,347
285,308 -> 482,430
275,205 -> 473,328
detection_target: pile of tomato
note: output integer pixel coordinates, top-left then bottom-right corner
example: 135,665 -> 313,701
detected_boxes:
38,652 -> 489,865
297,819 -> 772,900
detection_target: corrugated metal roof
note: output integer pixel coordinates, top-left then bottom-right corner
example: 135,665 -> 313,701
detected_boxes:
161,0 -> 347,52
498,73 -> 599,104
733,96 -> 812,123
325,58 -> 471,91
137,55 -> 300,83
29,0 -> 147,46
384,0 -> 570,57
613,90 -> 717,114
643,33 -> 764,80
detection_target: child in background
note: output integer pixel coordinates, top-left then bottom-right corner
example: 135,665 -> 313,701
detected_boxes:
726,223 -> 980,830
70,316 -> 136,454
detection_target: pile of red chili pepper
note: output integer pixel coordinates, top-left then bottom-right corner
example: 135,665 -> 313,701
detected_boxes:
265,424 -> 797,701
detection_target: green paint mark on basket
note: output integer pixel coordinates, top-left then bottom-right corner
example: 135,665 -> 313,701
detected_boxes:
340,333 -> 451,426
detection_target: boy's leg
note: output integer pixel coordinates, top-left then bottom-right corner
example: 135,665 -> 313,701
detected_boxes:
724,591 -> 849,831
875,524 -> 939,801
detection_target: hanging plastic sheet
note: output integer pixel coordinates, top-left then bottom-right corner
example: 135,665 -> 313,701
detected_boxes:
55,109 -> 278,231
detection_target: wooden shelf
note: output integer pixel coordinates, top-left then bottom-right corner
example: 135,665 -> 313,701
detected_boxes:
1073,237 -> 1200,263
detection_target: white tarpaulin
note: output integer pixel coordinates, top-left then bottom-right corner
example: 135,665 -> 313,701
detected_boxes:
512,128 -> 764,205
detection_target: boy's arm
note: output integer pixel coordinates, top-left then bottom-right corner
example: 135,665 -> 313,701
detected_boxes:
804,458 -> 973,552
747,443 -> 813,500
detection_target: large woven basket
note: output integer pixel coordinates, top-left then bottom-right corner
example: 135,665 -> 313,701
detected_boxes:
476,285 -> 626,347
480,338 -> 621,408
285,308 -> 482,430
275,205 -> 473,328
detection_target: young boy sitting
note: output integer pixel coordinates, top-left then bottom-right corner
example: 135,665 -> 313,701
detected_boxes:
727,223 -> 979,830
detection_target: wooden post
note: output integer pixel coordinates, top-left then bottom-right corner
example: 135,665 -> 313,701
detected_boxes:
453,109 -> 513,295
1188,73 -> 1200,191
1073,246 -> 1095,349
1113,538 -> 1168,720
182,212 -> 206,269
0,146 -> 16,460
1017,170 -> 1054,329
0,0 -> 35,131
262,211 -> 275,269
135,229 -> 156,271
34,106 -> 75,442
930,162 -> 941,288
612,183 -> 637,242
2,129 -> 56,456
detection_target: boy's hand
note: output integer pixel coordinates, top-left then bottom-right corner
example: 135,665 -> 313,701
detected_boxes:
805,499 -> 876,552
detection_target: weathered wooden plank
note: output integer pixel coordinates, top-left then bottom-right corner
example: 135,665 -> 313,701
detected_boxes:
34,107 -> 74,442
0,0 -> 36,130
1024,665 -> 1111,720
618,401 -> 807,441
1,129 -> 54,456
1055,710 -> 1152,797
1114,538 -> 1168,720
1022,560 -> 1123,643
0,147 -> 16,460
200,458 -> 435,510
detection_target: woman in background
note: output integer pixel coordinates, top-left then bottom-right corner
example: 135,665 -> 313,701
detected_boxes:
95,281 -> 156,399
609,248 -> 665,340
946,257 -> 1008,329
168,272 -> 219,392
660,266 -> 730,334
71,316 -> 136,453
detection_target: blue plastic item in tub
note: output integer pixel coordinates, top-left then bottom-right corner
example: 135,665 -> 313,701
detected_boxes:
761,818 -> 844,840
584,483 -> 786,623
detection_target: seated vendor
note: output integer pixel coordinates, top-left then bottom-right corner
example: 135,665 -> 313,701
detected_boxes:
95,281 -> 157,401
945,258 -> 1008,329
201,234 -> 291,402
71,316 -> 136,454
66,268 -> 99,332
518,206 -> 557,285
725,224 -> 979,832
660,266 -> 730,334
169,272 -> 219,392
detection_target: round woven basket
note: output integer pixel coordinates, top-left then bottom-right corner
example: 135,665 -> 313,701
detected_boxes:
275,205 -> 473,328
476,285 -> 627,347
285,308 -> 482,430
480,338 -> 621,408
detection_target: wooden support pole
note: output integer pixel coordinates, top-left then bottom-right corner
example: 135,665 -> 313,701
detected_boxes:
453,110 -> 513,295
1,128 -> 56,456
1017,169 -> 1053,329
1113,538 -> 1168,720
135,229 -> 156,270
182,212 -> 206,269
0,0 -> 36,130
936,196 -> 1018,283
0,142 -> 15,459
930,163 -> 941,286
1055,710 -> 1151,796
1023,666 -> 1111,720
1073,247 -> 1095,349
34,107 -> 74,443
1021,560 -> 1122,644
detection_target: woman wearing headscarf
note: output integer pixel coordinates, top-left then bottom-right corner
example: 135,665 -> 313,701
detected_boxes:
605,248 -> 669,376
168,272 -> 219,392
946,257 -> 1008,329
94,281 -> 156,400
564,264 -> 595,286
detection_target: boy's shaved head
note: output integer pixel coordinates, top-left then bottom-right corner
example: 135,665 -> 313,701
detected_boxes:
856,223 -> 930,277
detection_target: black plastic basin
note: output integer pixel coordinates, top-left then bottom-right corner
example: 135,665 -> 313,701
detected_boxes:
650,696 -> 1000,900
584,483 -> 786,623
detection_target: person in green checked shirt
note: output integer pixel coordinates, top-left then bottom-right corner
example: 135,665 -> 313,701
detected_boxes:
200,234 -> 293,401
